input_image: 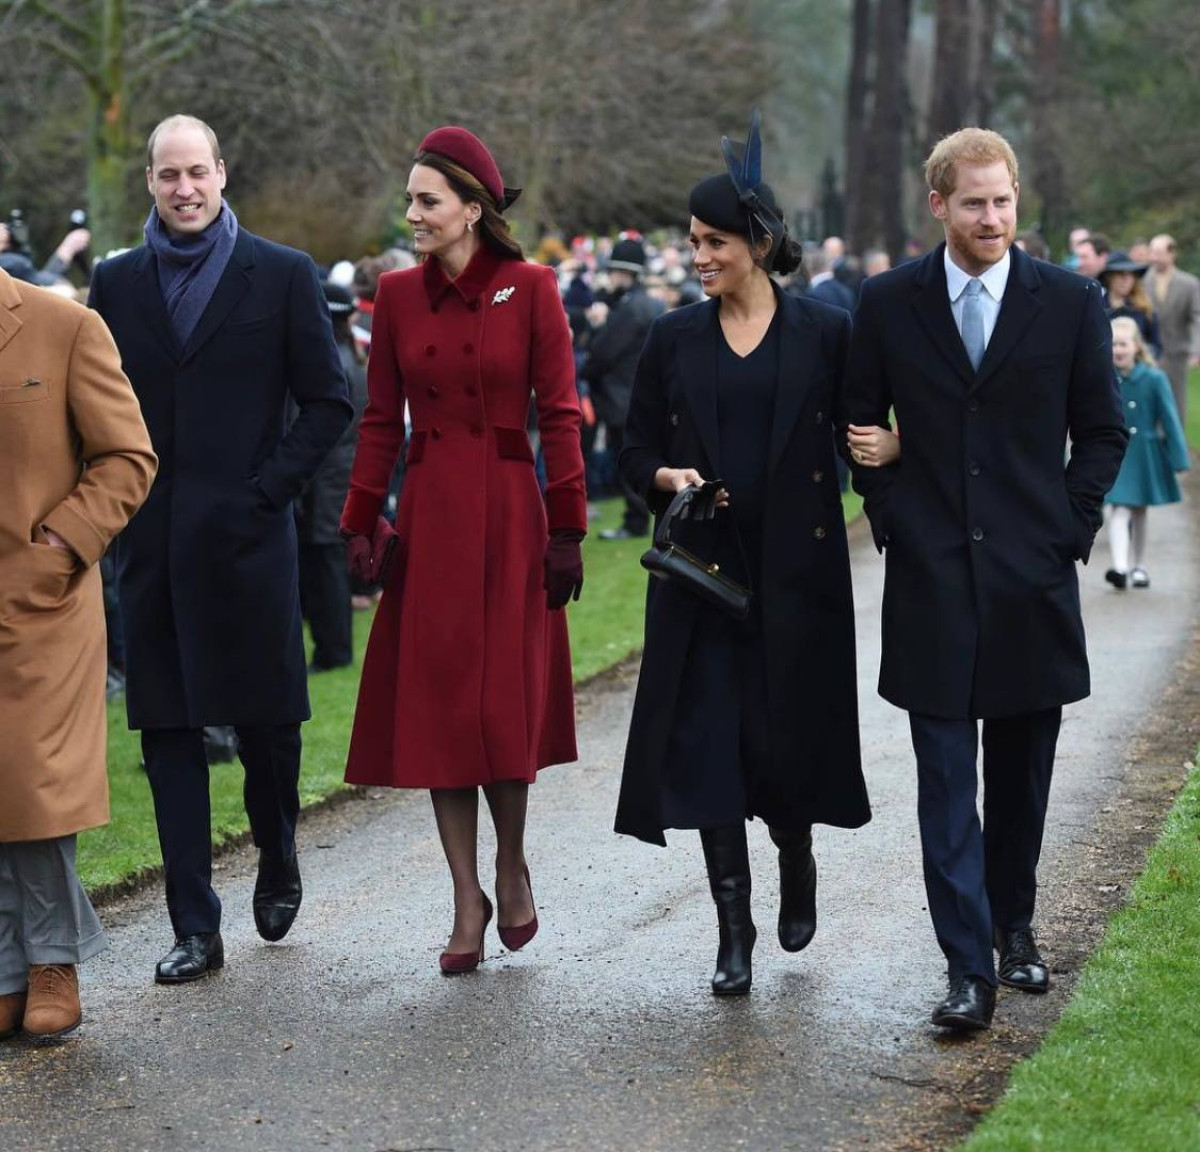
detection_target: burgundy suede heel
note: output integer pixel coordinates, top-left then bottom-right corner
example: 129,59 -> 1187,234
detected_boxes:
498,864 -> 539,952
439,895 -> 493,975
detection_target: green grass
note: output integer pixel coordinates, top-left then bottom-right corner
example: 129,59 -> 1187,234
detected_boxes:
960,764 -> 1200,1152
1183,365 -> 1200,453
80,490 -> 863,892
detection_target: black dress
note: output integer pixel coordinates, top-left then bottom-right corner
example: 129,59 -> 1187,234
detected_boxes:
659,311 -> 780,829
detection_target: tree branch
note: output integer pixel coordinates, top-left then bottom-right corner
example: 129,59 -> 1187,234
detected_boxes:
27,0 -> 95,44
23,31 -> 102,87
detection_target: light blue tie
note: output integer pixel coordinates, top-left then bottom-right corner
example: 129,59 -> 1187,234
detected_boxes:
961,278 -> 985,372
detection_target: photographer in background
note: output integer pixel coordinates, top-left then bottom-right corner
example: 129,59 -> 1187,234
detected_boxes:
0,213 -> 92,287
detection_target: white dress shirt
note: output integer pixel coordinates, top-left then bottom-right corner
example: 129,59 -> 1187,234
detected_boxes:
945,246 -> 1010,350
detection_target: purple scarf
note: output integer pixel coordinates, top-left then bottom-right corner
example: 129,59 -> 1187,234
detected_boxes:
144,199 -> 239,347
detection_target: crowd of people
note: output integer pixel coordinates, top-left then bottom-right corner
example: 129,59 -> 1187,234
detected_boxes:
1,109 -> 1198,1048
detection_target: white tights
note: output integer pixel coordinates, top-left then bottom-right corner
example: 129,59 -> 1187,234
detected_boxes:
1107,505 -> 1148,573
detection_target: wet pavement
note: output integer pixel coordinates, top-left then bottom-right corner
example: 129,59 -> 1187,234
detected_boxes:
2,498 -> 1197,1151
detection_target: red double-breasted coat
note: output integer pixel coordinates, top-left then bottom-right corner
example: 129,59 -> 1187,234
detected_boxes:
340,245 -> 586,788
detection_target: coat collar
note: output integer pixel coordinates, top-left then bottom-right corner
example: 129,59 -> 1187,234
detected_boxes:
911,241 -> 1041,390
0,268 -> 21,356
673,286 -> 820,477
129,228 -> 256,364
422,244 -> 509,310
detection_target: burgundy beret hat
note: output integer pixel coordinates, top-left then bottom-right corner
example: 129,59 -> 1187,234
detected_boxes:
416,126 -> 521,210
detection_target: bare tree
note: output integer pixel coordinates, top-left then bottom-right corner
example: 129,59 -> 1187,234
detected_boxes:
0,0 -> 326,252
1025,0 -> 1066,242
928,0 -> 973,146
844,0 -> 872,249
857,0 -> 912,261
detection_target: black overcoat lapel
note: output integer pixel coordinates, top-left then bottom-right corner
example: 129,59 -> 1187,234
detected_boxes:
768,291 -> 821,475
910,245 -> 975,386
675,299 -> 722,474
181,228 -> 256,364
971,244 -> 1042,393
130,247 -> 183,362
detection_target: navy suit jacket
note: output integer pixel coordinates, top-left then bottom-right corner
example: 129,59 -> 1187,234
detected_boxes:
837,243 -> 1127,719
90,228 -> 352,728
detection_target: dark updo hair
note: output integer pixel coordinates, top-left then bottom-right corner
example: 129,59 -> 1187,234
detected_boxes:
771,236 -> 803,276
412,150 -> 524,261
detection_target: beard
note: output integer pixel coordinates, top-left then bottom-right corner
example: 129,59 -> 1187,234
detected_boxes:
947,219 -> 1014,271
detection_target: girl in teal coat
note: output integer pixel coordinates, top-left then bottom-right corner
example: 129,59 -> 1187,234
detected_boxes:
1104,316 -> 1190,589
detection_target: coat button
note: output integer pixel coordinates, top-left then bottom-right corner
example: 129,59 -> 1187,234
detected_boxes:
813,526 -> 826,540
968,399 -> 980,412
1129,426 -> 1138,435
812,470 -> 824,483
470,425 -> 483,438
427,386 -> 440,398
815,411 -> 825,425
463,342 -> 475,354
669,413 -> 680,427
972,527 -> 984,542
968,462 -> 981,476
431,427 -> 443,440
425,344 -> 436,357
1128,400 -> 1137,409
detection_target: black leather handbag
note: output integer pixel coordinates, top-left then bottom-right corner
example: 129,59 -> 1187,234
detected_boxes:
640,486 -> 752,620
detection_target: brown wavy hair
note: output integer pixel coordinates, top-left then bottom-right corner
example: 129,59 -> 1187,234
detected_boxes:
411,150 -> 523,261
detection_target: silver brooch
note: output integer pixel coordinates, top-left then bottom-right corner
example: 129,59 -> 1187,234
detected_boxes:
492,286 -> 516,305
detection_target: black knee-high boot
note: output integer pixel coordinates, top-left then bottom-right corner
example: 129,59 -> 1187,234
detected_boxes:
700,823 -> 756,995
769,825 -> 817,952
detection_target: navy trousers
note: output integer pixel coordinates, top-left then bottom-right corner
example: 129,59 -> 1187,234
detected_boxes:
141,725 -> 302,938
908,708 -> 1061,984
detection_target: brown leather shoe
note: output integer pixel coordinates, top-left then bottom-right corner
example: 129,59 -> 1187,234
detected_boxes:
0,991 -> 27,1040
23,965 -> 81,1038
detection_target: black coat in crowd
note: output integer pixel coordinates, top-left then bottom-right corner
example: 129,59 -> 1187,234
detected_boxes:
583,283 -> 665,428
89,228 -> 353,729
839,243 -> 1128,720
615,289 -> 871,845
296,341 -> 368,545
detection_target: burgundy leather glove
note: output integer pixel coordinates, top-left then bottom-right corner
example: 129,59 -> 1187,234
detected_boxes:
346,533 -> 373,581
344,516 -> 398,584
544,530 -> 584,610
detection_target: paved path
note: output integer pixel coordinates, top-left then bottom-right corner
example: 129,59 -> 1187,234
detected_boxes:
2,498 -> 1197,1151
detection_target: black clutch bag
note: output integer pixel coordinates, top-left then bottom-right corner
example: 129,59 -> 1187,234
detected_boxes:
640,486 -> 752,620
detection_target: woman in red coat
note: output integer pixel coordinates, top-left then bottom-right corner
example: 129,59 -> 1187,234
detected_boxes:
340,128 -> 586,973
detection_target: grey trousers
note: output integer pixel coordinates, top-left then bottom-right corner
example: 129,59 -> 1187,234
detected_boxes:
0,836 -> 108,995
1162,351 -> 1189,426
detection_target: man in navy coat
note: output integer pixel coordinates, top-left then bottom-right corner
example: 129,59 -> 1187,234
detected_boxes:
839,128 -> 1127,1031
90,115 -> 352,983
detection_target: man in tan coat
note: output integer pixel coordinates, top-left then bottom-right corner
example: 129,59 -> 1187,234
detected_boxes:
1146,234 -> 1200,422
0,268 -> 157,1040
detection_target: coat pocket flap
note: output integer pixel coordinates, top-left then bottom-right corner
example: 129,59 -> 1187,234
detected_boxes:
1,379 -> 50,404
495,426 -> 534,463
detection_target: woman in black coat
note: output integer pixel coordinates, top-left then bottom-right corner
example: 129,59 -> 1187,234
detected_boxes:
616,120 -> 872,995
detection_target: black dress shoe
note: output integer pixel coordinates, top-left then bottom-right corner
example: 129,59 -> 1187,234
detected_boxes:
254,850 -> 303,942
1105,568 -> 1128,590
769,825 -> 817,952
700,824 -> 756,995
931,975 -> 996,1031
995,928 -> 1050,993
155,932 -> 224,984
